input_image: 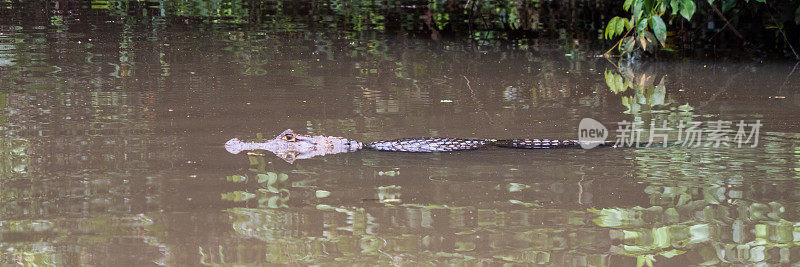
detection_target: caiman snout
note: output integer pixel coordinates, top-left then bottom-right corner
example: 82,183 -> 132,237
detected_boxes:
225,138 -> 244,154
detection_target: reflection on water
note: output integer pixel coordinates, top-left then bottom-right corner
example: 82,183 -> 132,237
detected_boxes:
2,2 -> 800,266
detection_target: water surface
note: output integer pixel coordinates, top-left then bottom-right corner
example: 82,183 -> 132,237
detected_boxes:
2,3 -> 800,266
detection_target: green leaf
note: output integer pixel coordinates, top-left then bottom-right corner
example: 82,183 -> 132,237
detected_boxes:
680,0 -> 696,21
795,5 -> 800,24
722,0 -> 736,13
660,249 -> 686,258
605,17 -> 618,39
633,0 -> 644,22
609,74 -> 618,93
315,190 -> 331,198
707,0 -> 714,4
625,245 -> 649,253
756,0 -> 765,2
636,255 -> 654,267
267,196 -> 280,208
637,18 -> 648,34
266,172 -> 278,186
670,0 -> 680,15
257,173 -> 268,183
689,224 -> 711,244
623,36 -> 636,53
627,16 -> 635,30
651,16 -> 667,46
750,246 -> 766,262
221,191 -> 255,202
616,18 -> 626,36
624,0 -> 634,11
227,175 -> 246,182
640,30 -> 656,51
615,75 -> 625,93
605,71 -> 615,89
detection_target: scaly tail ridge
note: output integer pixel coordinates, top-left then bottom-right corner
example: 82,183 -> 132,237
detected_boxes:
366,138 -> 491,152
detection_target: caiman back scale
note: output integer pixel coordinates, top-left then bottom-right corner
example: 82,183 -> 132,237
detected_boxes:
226,129 -> 604,163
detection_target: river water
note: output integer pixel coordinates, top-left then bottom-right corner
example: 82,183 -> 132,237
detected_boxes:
2,2 -> 800,266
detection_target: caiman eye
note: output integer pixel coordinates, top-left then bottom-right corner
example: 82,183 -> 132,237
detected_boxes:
283,133 -> 295,141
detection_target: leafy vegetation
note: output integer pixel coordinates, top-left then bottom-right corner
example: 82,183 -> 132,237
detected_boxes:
604,0 -> 800,58
7,0 -> 797,58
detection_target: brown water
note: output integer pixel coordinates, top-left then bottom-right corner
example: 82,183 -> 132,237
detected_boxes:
2,6 -> 800,266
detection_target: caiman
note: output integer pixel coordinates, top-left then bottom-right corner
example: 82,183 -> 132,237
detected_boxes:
225,129 -> 614,163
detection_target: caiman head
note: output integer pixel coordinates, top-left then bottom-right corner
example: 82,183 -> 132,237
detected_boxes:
225,129 -> 358,163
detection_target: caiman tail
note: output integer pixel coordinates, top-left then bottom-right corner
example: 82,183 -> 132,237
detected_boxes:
494,139 -> 618,149
366,138 -> 492,152
365,138 -> 617,151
